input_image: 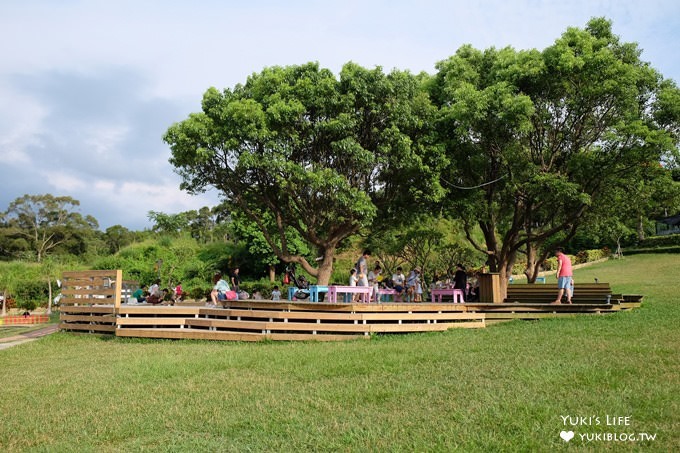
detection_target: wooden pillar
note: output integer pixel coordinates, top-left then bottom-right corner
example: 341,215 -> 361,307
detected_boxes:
479,273 -> 502,303
113,269 -> 123,311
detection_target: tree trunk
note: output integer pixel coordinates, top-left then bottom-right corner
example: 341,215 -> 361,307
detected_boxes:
315,249 -> 336,286
268,265 -> 276,282
47,279 -> 53,315
498,268 -> 510,301
637,215 -> 646,242
524,242 -> 538,283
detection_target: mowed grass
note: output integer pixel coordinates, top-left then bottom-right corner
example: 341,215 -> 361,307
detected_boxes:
0,254 -> 678,452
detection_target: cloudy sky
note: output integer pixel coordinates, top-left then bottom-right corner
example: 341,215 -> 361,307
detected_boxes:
2,0 -> 679,231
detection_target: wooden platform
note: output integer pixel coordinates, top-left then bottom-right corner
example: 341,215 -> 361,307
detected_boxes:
114,301 -> 486,341
58,270 -> 643,342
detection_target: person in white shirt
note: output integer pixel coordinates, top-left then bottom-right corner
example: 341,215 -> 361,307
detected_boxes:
391,267 -> 406,301
368,264 -> 382,302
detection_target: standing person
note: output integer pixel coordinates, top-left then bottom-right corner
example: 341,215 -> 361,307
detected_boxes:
414,269 -> 423,302
368,264 -> 382,303
271,285 -> 281,301
356,250 -> 371,287
172,282 -> 183,305
552,247 -> 573,304
230,267 -> 241,299
453,264 -> 468,301
405,268 -> 420,302
347,268 -> 358,302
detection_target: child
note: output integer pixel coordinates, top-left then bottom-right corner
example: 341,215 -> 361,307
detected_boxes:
415,272 -> 423,302
173,282 -> 183,305
347,268 -> 359,302
368,264 -> 382,303
271,285 -> 281,301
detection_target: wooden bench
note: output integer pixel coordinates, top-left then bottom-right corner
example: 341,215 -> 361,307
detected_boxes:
505,283 -> 615,304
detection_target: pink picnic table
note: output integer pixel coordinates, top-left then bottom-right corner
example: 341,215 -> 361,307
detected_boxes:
377,288 -> 399,302
430,288 -> 465,303
327,285 -> 373,303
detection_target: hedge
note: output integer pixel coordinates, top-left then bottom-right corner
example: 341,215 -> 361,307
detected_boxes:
511,248 -> 610,275
637,234 -> 680,248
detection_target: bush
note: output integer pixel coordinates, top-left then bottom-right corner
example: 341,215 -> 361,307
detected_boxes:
576,248 -> 610,264
510,248 -> 610,275
16,299 -> 37,311
637,234 -> 680,248
15,279 -> 49,308
184,277 -> 212,301
240,279 -> 280,300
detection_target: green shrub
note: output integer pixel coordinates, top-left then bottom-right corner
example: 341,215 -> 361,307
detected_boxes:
240,279 -> 279,299
512,248 -> 609,274
637,234 -> 680,248
15,279 -> 48,308
16,299 -> 37,311
576,248 -> 610,263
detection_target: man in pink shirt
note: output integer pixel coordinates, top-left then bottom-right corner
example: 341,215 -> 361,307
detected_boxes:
552,247 -> 573,304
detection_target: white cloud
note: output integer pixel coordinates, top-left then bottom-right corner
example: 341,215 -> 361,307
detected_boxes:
42,172 -> 87,192
0,81 -> 48,164
83,124 -> 130,157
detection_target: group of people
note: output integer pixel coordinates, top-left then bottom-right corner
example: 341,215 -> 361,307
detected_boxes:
129,248 -> 575,306
207,267 -> 244,308
130,279 -> 184,305
348,250 -> 486,303
349,250 -> 426,302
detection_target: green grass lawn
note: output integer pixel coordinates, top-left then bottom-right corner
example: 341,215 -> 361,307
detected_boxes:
1,254 -> 678,452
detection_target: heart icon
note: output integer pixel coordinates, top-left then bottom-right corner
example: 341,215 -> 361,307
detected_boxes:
560,430 -> 575,442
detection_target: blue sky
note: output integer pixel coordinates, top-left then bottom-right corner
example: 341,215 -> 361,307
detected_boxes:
1,0 -> 679,230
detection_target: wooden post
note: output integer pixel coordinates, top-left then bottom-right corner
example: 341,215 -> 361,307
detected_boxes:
114,269 -> 123,311
479,273 -> 502,303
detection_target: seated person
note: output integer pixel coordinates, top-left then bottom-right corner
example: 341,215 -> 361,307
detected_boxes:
147,279 -> 162,305
209,272 -> 231,308
392,267 -> 406,300
131,285 -> 147,303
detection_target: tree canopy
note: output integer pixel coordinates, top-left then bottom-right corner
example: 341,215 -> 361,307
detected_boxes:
1,194 -> 99,262
429,17 -> 680,289
164,62 -> 444,284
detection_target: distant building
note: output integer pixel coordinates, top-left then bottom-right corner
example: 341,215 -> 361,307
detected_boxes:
655,214 -> 680,236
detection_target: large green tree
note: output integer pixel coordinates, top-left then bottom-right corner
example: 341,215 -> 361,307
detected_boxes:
164,62 -> 443,284
430,18 -> 680,291
2,194 -> 97,262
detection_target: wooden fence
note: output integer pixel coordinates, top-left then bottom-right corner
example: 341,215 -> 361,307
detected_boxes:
58,270 -> 121,334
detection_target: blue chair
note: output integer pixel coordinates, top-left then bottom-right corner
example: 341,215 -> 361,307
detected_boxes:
308,285 -> 329,302
287,286 -> 298,301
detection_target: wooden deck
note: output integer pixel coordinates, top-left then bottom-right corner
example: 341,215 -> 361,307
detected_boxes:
114,301 -> 486,341
58,270 -> 643,341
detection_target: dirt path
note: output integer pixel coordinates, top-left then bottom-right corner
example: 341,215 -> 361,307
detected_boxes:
0,324 -> 59,350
